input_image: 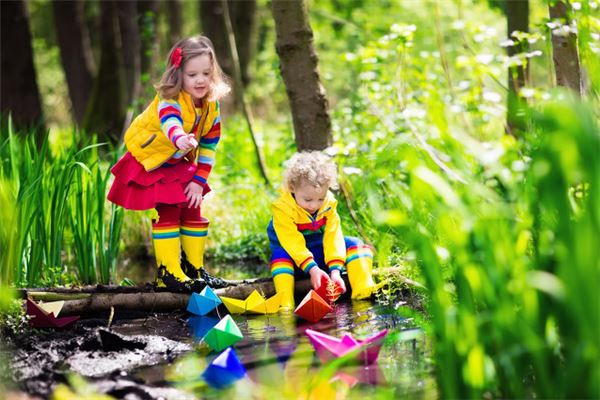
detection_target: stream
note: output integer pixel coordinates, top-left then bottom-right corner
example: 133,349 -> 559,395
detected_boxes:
4,260 -> 436,399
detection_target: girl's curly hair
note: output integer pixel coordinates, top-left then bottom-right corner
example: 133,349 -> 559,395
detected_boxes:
284,151 -> 338,191
155,35 -> 231,101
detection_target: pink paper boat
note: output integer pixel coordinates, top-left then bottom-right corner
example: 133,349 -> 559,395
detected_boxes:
305,328 -> 388,365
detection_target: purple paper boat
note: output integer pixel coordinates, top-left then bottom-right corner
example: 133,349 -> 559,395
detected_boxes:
305,328 -> 388,365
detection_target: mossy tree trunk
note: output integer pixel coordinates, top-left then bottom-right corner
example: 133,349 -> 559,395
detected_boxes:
271,0 -> 332,151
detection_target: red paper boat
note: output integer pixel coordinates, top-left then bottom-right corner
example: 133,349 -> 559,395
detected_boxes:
305,328 -> 388,365
294,290 -> 333,322
315,275 -> 344,303
26,298 -> 79,328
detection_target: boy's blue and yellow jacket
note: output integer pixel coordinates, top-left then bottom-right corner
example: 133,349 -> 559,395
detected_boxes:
268,187 -> 346,274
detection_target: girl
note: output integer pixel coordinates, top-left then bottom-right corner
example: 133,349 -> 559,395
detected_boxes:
267,151 -> 377,309
108,36 -> 230,292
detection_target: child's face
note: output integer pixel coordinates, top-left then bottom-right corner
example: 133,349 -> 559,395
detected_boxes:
182,54 -> 213,101
292,183 -> 328,215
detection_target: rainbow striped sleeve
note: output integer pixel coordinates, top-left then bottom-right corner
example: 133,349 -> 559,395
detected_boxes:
193,107 -> 221,187
299,257 -> 318,274
158,99 -> 185,145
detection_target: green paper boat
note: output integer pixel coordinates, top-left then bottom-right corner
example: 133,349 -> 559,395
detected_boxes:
203,315 -> 244,352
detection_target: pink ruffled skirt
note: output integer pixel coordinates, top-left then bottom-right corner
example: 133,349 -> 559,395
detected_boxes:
107,152 -> 209,211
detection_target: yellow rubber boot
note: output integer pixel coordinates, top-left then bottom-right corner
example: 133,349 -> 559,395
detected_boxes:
153,224 -> 203,292
180,218 -> 209,279
347,250 -> 376,299
272,272 -> 295,310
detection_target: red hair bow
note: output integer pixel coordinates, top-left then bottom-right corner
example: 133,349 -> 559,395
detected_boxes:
171,47 -> 182,68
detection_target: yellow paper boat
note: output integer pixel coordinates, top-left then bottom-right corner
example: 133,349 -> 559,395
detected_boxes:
220,290 -> 283,314
38,300 -> 65,316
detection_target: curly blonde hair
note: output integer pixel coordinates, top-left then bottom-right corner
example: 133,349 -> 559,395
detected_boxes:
155,35 -> 231,101
284,151 -> 338,192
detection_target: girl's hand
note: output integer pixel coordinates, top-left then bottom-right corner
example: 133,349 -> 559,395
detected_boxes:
309,267 -> 330,291
175,134 -> 198,151
185,181 -> 204,208
330,270 -> 347,293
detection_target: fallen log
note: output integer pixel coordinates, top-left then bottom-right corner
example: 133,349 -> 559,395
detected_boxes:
20,267 -> 422,316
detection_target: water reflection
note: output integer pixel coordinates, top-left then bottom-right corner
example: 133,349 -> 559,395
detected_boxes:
181,298 -> 434,398
187,316 -> 220,340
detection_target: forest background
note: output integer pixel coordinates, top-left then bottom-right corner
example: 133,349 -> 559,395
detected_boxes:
0,0 -> 599,398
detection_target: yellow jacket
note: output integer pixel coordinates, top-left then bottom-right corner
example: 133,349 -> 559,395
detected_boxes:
269,188 -> 346,273
124,91 -> 219,171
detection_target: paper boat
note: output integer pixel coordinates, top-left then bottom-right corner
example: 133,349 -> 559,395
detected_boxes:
187,315 -> 220,340
202,347 -> 247,388
220,290 -> 283,314
203,315 -> 244,352
305,328 -> 388,365
315,275 -> 344,303
187,286 -> 222,316
26,298 -> 79,328
294,290 -> 332,322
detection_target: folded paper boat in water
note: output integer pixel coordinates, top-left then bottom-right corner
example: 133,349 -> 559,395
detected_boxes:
305,328 -> 388,365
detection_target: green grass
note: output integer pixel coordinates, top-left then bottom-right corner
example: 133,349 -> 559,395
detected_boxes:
0,121 -> 124,287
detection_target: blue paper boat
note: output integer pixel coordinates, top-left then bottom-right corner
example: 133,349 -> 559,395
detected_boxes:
187,286 -> 222,316
187,315 -> 220,340
202,347 -> 247,388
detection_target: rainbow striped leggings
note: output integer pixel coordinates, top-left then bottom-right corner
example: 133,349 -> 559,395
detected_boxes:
269,234 -> 373,278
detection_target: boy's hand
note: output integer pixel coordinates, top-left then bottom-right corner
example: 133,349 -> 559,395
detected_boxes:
309,267 -> 330,291
330,270 -> 347,294
185,181 -> 204,208
175,134 -> 198,151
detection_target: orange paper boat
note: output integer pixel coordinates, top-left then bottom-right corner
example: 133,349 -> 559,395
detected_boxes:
294,290 -> 333,322
220,290 -> 283,314
26,298 -> 79,328
315,275 -> 344,303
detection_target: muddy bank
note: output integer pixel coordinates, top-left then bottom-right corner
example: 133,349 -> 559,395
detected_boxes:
5,312 -> 195,399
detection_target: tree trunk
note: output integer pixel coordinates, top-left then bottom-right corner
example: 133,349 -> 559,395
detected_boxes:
21,267 -> 415,316
272,0 -> 332,151
0,0 -> 45,134
549,0 -> 582,95
52,0 -> 95,126
230,0 -> 256,86
165,0 -> 183,47
200,0 -> 257,113
220,0 -> 270,186
505,0 -> 529,136
116,1 -> 141,110
82,0 -> 125,144
138,0 -> 160,98
199,1 -> 231,80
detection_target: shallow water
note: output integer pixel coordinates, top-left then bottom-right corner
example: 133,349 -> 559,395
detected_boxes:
126,299 -> 436,399
9,259 -> 435,398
